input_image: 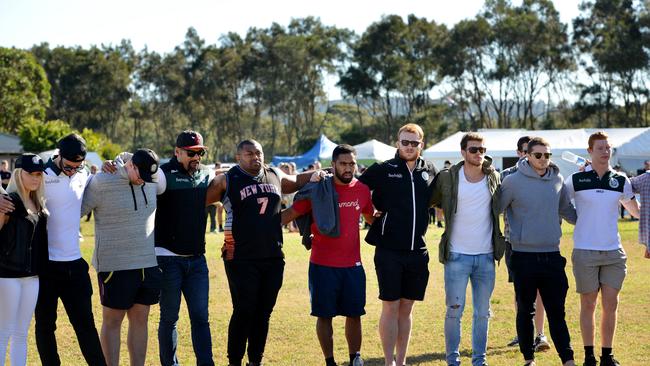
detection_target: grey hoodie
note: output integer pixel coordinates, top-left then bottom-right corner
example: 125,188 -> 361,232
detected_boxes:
81,157 -> 158,272
499,159 -> 577,252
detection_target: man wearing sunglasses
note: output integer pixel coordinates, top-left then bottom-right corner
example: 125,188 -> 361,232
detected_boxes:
358,123 -> 437,366
499,137 -> 577,366
154,130 -> 215,366
36,134 -> 107,365
501,136 -> 550,353
431,132 -> 504,366
564,131 -> 639,366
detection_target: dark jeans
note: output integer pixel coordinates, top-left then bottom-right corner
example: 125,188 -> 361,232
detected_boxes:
35,258 -> 106,366
224,258 -> 284,366
157,255 -> 213,366
511,251 -> 574,363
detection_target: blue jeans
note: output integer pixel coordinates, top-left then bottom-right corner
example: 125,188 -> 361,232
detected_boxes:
444,252 -> 495,366
157,255 -> 213,366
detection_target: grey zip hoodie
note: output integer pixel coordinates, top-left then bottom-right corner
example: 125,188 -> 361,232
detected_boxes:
81,157 -> 158,272
499,159 -> 577,252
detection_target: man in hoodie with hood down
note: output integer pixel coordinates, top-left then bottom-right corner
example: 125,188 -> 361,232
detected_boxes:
499,137 -> 578,366
81,149 -> 162,366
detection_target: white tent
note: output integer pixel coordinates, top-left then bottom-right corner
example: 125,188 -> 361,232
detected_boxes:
353,139 -> 396,162
423,128 -> 650,177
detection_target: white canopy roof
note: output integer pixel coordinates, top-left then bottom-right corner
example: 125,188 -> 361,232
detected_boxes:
353,139 -> 396,161
423,128 -> 650,175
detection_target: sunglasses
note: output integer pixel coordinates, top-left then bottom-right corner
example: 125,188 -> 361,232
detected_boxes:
530,152 -> 552,160
184,149 -> 206,158
400,140 -> 422,148
466,146 -> 487,154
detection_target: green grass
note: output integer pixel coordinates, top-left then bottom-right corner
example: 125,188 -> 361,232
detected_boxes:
12,220 -> 650,365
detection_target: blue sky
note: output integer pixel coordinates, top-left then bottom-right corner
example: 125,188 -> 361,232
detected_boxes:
0,0 -> 582,99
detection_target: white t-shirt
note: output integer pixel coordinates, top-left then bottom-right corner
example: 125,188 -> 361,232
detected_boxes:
44,164 -> 90,261
565,169 -> 634,250
449,168 -> 494,255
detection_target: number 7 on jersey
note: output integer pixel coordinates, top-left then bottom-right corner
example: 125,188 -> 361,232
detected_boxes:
257,197 -> 268,214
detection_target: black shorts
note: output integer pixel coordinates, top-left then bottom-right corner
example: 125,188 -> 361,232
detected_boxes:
97,266 -> 162,310
374,247 -> 429,301
505,241 -> 514,283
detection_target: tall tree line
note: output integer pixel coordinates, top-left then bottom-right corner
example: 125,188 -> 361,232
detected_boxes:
2,0 -> 650,161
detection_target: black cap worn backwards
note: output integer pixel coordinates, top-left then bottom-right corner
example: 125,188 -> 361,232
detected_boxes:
132,149 -> 159,183
176,130 -> 206,150
15,153 -> 45,173
58,134 -> 87,162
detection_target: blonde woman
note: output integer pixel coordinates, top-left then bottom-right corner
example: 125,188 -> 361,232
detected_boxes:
0,153 -> 48,366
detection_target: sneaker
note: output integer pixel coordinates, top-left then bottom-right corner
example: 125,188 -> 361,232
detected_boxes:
507,335 -> 519,347
583,356 -> 598,366
351,353 -> 364,366
524,361 -> 536,366
600,356 -> 620,366
437,221 -> 443,228
534,333 -> 551,352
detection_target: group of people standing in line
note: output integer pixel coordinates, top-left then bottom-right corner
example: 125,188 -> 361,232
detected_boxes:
0,123 -> 647,366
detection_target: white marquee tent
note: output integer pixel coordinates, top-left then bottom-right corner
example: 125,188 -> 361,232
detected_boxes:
353,139 -> 396,162
423,128 -> 650,177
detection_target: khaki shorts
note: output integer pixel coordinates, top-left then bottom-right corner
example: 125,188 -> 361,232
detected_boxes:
571,248 -> 627,293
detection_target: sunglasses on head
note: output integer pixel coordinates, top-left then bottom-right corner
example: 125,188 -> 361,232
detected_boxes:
400,140 -> 422,148
530,152 -> 552,159
184,149 -> 206,158
466,146 -> 487,154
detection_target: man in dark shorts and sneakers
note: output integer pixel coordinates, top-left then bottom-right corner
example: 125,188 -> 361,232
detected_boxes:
500,137 -> 577,366
564,131 -> 640,366
358,123 -> 437,366
206,139 -> 317,366
282,145 -> 375,366
82,149 -> 162,366
501,136 -> 550,352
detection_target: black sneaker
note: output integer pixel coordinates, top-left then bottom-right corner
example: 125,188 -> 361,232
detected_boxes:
583,356 -> 598,366
507,335 -> 519,347
600,356 -> 620,366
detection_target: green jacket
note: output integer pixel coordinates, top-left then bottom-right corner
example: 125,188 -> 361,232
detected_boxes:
431,158 -> 505,264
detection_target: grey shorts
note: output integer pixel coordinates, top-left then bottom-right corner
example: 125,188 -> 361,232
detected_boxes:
571,248 -> 627,293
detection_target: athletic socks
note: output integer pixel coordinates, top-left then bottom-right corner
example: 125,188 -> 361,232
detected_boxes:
325,356 -> 337,366
584,346 -> 595,358
602,347 -> 613,357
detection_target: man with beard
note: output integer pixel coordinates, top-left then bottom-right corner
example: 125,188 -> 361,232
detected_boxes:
431,132 -> 505,366
358,123 -> 437,366
281,144 -> 375,366
565,131 -> 639,366
205,139 -> 317,366
500,137 -> 577,366
155,130 -> 215,366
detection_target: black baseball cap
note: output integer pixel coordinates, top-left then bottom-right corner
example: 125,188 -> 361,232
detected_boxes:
132,149 -> 159,183
176,130 -> 206,150
15,153 -> 45,173
58,134 -> 87,162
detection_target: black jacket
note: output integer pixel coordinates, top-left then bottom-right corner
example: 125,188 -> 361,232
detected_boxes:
155,157 -> 212,255
359,156 -> 437,251
0,193 -> 48,277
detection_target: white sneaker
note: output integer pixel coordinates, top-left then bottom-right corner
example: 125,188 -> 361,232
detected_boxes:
534,333 -> 551,352
352,353 -> 363,366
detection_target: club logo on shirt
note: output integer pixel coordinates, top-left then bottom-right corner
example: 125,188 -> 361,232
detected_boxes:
578,178 -> 591,183
609,178 -> 619,189
421,172 -> 429,181
388,173 -> 403,178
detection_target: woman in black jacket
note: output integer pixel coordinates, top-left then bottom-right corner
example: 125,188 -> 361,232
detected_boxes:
0,153 -> 48,366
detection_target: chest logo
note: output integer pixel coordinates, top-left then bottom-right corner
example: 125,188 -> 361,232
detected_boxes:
421,172 -> 429,181
609,178 -> 619,189
388,173 -> 402,178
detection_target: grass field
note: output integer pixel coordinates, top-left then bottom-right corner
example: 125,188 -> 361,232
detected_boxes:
11,220 -> 650,365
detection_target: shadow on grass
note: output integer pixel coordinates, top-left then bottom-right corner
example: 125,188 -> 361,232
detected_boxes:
360,346 -> 519,365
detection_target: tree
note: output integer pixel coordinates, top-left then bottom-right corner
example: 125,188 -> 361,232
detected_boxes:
0,48 -> 50,133
18,118 -> 74,152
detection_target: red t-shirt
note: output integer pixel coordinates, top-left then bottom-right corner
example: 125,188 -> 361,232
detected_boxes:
292,179 -> 373,267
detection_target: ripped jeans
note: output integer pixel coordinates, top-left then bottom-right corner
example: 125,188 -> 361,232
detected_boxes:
444,252 -> 495,366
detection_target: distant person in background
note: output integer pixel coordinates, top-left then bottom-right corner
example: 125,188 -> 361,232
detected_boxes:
0,160 -> 11,189
85,165 -> 99,222
630,164 -> 650,260
0,154 -> 48,366
206,162 -> 223,233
